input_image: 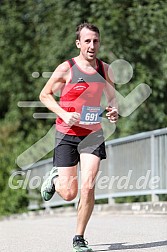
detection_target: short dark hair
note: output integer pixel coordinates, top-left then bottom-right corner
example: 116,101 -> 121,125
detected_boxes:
76,23 -> 100,40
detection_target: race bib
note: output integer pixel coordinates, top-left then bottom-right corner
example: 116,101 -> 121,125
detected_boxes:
79,106 -> 102,125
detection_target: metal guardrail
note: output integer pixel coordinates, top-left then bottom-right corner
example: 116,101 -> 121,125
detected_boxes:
26,128 -> 167,210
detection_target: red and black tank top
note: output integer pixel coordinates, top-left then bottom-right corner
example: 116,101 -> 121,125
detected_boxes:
56,58 -> 106,136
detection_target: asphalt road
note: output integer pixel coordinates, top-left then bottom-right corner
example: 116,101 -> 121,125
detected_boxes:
0,212 -> 167,252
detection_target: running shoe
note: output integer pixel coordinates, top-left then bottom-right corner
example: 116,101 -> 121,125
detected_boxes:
41,166 -> 58,201
73,237 -> 93,252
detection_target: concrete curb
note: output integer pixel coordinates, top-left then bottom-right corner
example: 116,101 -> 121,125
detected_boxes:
1,202 -> 167,221
93,202 -> 167,215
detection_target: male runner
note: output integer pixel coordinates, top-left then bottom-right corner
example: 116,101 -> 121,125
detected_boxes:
40,23 -> 118,252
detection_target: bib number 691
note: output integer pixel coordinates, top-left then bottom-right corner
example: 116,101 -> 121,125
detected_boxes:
85,112 -> 98,122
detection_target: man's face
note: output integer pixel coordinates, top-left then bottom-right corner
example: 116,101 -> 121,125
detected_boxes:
76,27 -> 100,61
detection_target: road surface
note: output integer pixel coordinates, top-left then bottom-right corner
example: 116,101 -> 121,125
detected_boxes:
0,212 -> 167,252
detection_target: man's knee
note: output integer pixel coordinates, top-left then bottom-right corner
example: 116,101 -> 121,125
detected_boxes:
80,185 -> 95,200
63,190 -> 78,201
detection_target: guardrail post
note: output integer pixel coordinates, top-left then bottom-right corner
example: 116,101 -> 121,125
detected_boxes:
107,144 -> 115,205
151,134 -> 159,202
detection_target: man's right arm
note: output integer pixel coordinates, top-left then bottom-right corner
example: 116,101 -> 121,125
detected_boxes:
39,62 -> 80,126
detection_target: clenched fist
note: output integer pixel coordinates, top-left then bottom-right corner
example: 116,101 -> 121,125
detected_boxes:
106,106 -> 118,123
62,112 -> 81,126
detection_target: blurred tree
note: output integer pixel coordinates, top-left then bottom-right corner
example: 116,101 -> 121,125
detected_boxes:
88,0 -> 167,136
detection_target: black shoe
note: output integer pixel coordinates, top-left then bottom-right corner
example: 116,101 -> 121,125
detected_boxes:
73,236 -> 93,252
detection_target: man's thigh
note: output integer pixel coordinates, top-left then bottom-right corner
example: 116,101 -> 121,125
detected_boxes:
80,153 -> 100,189
57,165 -> 78,190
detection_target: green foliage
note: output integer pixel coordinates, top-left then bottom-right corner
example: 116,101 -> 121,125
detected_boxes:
115,195 -> 151,204
0,0 -> 166,215
88,0 -> 167,135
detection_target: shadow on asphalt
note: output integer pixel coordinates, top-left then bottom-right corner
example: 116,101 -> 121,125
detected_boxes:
91,240 -> 167,251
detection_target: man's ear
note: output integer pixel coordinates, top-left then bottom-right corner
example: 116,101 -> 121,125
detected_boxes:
76,40 -> 81,49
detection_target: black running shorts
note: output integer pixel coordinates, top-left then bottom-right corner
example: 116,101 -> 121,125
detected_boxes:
53,129 -> 106,167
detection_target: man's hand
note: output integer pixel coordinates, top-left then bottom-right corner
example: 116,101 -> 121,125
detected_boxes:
62,112 -> 81,126
106,106 -> 118,123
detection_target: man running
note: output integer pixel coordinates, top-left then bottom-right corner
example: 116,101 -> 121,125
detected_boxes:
40,23 -> 118,252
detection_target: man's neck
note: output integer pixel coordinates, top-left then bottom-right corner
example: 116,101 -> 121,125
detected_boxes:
74,55 -> 97,69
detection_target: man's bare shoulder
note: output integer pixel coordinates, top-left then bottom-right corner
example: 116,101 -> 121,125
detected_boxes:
51,61 -> 71,81
55,61 -> 70,72
100,60 -> 109,71
101,60 -> 114,84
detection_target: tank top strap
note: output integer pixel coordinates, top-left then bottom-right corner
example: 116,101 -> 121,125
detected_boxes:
96,59 -> 106,80
67,58 -> 75,67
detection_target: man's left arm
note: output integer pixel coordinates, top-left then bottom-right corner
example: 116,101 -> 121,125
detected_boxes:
103,62 -> 118,123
